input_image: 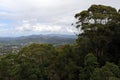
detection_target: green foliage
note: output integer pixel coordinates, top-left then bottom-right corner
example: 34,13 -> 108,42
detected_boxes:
79,53 -> 98,80
0,53 -> 17,80
91,62 -> 120,80
0,4 -> 119,80
47,44 -> 80,80
75,4 -> 120,65
15,44 -> 56,80
85,53 -> 98,66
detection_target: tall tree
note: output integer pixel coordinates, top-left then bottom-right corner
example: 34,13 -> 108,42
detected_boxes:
74,4 -> 120,64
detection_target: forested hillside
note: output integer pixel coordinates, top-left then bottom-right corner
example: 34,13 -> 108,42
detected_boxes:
0,4 -> 120,80
0,34 -> 76,54
0,34 -> 76,45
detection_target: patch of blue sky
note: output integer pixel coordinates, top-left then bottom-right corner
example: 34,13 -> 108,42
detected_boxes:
0,19 -> 16,29
0,19 -> 15,23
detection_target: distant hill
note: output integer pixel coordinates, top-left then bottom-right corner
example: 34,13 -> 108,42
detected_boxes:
0,34 -> 77,46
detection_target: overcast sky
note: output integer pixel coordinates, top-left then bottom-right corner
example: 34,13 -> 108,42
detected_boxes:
0,0 -> 120,37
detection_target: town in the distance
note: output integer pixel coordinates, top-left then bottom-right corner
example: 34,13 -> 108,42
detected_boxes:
0,34 -> 76,54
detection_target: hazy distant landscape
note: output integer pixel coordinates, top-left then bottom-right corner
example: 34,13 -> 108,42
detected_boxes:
0,34 -> 76,45
0,34 -> 76,54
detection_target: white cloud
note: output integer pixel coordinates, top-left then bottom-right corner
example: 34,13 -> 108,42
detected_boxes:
0,0 -> 120,36
15,20 -> 77,34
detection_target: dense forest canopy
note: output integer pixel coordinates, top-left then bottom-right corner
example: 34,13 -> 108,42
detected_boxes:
0,4 -> 120,80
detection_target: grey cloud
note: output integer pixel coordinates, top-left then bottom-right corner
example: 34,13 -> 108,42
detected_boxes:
0,0 -> 120,36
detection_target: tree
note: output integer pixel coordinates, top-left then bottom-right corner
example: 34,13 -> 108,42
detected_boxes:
106,11 -> 120,64
79,53 -> 98,80
13,44 -> 56,80
0,53 -> 17,80
74,4 -> 120,65
90,62 -> 120,80
47,44 -> 79,80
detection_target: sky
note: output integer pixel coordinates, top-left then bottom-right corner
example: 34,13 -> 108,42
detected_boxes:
0,0 -> 120,37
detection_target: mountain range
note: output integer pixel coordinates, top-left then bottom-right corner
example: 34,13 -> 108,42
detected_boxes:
0,34 -> 77,46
